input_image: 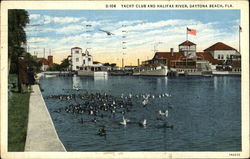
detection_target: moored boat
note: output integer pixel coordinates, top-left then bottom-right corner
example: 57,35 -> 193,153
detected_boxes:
77,66 -> 108,77
44,74 -> 57,78
212,70 -> 241,75
133,65 -> 168,76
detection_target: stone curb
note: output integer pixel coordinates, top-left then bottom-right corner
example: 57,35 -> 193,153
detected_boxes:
25,84 -> 66,152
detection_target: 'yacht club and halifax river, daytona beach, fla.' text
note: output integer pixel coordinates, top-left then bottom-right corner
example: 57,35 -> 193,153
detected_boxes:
105,4 -> 234,9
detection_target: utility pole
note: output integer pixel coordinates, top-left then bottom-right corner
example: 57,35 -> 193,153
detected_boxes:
43,48 -> 45,59
122,58 -> 124,69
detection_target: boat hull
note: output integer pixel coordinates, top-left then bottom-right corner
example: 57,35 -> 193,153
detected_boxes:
77,70 -> 108,77
212,71 -> 241,75
133,67 -> 168,76
44,74 -> 57,78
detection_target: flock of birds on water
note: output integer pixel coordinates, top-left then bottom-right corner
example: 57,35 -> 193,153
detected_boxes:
46,88 -> 174,137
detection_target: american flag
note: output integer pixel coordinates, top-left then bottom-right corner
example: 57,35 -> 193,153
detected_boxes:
187,28 -> 196,35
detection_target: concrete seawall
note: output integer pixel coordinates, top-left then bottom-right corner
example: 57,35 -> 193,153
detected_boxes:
25,84 -> 66,151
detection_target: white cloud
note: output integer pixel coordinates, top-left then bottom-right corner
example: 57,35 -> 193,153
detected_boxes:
29,14 -> 84,25
53,17 -> 82,24
81,20 -> 101,27
27,37 -> 51,42
119,19 -> 198,32
55,24 -> 83,34
29,14 -> 41,20
117,20 -> 144,26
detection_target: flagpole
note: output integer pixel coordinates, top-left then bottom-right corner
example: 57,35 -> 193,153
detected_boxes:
239,26 -> 241,54
186,27 -> 188,67
186,27 -> 188,41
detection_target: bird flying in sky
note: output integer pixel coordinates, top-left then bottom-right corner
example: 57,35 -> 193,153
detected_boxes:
99,29 -> 115,36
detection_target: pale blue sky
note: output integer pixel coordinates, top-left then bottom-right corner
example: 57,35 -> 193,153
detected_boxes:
26,10 -> 240,65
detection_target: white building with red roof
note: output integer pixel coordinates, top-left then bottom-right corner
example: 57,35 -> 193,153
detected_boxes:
70,47 -> 93,71
38,55 -> 53,71
204,42 -> 240,61
71,47 -> 83,70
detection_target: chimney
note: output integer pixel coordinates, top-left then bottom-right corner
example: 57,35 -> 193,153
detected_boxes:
48,56 -> 53,66
170,48 -> 174,56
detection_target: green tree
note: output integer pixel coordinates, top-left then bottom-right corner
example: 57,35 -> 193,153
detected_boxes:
8,10 -> 29,92
60,58 -> 70,70
8,9 -> 29,73
47,64 -> 61,71
24,53 -> 42,72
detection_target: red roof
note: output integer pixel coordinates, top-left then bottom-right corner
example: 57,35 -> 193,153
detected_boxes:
179,40 -> 196,46
38,58 -> 49,65
154,52 -> 185,60
153,52 -> 186,66
71,47 -> 82,49
204,42 -> 237,51
154,52 -> 221,65
196,52 -> 221,65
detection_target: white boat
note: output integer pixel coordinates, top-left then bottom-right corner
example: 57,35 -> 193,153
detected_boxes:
212,70 -> 241,75
77,66 -> 108,77
212,65 -> 241,75
44,74 -> 57,78
133,65 -> 168,76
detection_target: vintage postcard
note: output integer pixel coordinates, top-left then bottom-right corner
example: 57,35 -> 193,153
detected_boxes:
0,0 -> 249,158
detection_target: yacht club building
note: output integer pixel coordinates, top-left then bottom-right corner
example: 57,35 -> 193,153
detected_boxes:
141,40 -> 241,74
69,47 -> 104,71
69,47 -> 93,71
204,42 -> 240,61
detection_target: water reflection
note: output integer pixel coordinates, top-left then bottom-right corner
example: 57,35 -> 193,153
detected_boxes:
72,75 -> 81,89
94,76 -> 108,81
213,76 -> 218,90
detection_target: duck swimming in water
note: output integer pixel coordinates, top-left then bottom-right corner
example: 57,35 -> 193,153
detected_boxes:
98,127 -> 106,136
139,119 -> 147,127
91,118 -> 97,123
142,99 -> 148,106
120,116 -> 127,126
159,110 -> 168,117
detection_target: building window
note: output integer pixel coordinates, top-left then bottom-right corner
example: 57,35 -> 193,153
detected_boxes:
221,55 -> 224,60
75,50 -> 79,54
218,55 -> 220,59
83,60 -> 85,64
76,58 -> 79,62
88,58 -> 91,61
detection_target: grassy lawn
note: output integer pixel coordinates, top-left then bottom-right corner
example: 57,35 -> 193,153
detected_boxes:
8,74 -> 30,151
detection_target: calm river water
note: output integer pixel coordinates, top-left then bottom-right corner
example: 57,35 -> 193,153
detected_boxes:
40,75 -> 241,151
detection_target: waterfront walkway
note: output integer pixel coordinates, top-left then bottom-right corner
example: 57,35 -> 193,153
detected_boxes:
25,85 -> 66,151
